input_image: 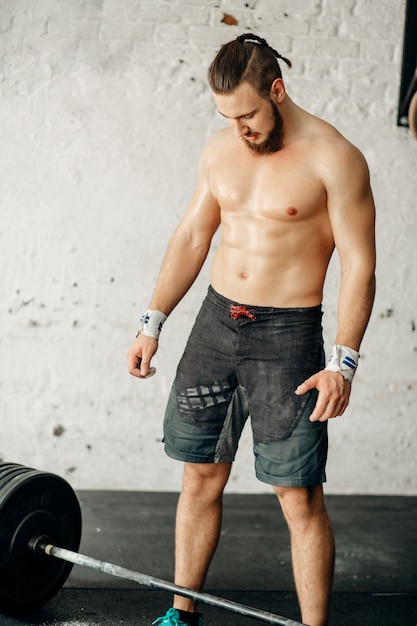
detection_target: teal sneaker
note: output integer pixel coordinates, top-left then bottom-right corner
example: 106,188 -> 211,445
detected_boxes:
152,607 -> 203,625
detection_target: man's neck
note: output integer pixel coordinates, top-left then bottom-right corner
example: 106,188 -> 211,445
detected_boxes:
279,95 -> 308,145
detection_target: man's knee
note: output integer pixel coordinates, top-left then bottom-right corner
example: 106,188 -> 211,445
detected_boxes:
274,484 -> 327,527
182,462 -> 231,500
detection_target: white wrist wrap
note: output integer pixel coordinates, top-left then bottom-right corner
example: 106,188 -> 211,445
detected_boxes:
137,309 -> 167,339
325,344 -> 360,383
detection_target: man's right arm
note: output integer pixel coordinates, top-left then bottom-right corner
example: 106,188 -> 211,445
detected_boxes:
127,142 -> 220,379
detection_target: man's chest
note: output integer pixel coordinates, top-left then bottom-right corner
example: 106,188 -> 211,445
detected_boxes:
209,152 -> 327,221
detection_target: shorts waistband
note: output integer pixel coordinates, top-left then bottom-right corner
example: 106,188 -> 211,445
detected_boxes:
206,285 -> 322,317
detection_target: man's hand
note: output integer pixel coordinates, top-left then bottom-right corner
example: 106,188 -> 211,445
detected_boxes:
295,370 -> 351,422
127,334 -> 159,379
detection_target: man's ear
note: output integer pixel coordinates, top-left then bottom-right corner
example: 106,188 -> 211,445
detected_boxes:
270,78 -> 286,104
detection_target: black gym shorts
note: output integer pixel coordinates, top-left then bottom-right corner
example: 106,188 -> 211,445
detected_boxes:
163,286 -> 328,487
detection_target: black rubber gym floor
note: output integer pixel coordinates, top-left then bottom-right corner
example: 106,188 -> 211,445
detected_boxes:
2,492 -> 416,625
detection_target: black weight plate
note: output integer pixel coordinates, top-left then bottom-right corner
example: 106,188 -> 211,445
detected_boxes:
0,467 -> 33,492
0,468 -> 82,616
0,465 -> 30,481
0,464 -> 33,483
0,463 -> 23,473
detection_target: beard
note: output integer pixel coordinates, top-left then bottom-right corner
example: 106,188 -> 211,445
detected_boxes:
242,100 -> 284,155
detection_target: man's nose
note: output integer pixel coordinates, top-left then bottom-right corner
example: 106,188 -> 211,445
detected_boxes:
230,119 -> 249,137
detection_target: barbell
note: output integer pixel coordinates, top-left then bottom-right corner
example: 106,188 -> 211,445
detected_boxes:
0,462 -> 305,625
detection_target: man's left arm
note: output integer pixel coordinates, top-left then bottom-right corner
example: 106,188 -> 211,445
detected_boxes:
296,140 -> 376,422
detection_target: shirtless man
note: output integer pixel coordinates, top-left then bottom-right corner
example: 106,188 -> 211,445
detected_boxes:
127,34 -> 376,626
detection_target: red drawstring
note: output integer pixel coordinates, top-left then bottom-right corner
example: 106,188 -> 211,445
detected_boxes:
230,305 -> 256,321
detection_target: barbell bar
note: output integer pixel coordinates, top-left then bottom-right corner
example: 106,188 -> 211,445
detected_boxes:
0,462 -> 305,625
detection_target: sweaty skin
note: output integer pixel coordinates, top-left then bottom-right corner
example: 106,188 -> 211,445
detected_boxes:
210,82 -> 374,314
208,121 -> 334,309
127,79 -> 376,423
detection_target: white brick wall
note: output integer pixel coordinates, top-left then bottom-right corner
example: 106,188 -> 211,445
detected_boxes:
0,0 -> 416,494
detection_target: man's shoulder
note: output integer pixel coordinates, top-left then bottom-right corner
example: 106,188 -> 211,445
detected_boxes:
303,116 -> 370,189
290,115 -> 367,185
304,115 -> 365,164
198,128 -> 236,167
206,127 -> 234,150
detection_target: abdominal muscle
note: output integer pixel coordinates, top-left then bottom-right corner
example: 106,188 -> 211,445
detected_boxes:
210,213 -> 334,308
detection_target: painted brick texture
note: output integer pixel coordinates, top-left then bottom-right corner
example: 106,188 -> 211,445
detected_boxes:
0,0 -> 416,494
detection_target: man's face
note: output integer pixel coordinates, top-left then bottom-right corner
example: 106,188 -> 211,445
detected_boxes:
213,81 -> 284,155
